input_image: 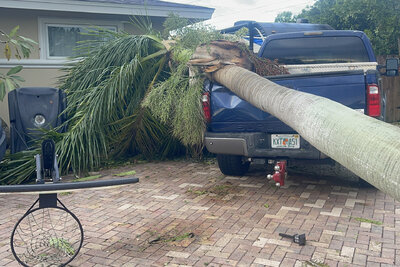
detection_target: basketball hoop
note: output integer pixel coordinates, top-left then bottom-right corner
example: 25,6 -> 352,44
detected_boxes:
1,139 -> 139,266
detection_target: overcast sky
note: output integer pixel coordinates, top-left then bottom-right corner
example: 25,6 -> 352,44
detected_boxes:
169,0 -> 316,29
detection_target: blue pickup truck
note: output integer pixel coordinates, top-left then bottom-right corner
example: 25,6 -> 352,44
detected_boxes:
202,21 -> 384,179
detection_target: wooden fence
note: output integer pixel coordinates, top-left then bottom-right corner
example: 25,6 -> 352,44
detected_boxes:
377,55 -> 400,122
381,76 -> 400,122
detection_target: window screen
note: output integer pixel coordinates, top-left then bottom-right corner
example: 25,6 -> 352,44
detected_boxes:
47,25 -> 116,58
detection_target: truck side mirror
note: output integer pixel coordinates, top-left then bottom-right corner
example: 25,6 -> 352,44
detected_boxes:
386,58 -> 399,77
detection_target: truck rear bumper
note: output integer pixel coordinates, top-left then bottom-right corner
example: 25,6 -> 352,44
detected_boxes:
205,132 -> 327,160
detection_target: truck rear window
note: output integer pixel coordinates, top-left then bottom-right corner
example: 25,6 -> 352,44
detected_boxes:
262,36 -> 370,64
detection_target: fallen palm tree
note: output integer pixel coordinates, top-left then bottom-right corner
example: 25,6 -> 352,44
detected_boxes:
0,20 -> 233,183
2,19 -> 399,201
189,41 -> 400,201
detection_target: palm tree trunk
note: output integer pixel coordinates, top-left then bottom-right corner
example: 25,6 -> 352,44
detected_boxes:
212,65 -> 400,201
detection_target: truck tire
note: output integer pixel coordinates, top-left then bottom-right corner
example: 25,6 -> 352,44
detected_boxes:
217,154 -> 250,176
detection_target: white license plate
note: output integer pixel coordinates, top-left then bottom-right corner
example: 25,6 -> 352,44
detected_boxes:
271,134 -> 300,149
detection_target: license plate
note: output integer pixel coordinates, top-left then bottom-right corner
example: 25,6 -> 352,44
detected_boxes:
271,134 -> 300,149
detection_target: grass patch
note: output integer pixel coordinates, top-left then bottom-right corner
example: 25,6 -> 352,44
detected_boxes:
101,158 -> 135,169
352,217 -> 382,225
148,231 -> 195,245
73,174 -> 101,182
116,222 -> 131,227
203,158 -> 216,165
59,192 -> 72,196
210,184 -> 231,196
165,232 -> 194,242
186,182 -> 238,199
303,260 -> 330,267
49,237 -> 75,255
114,170 -> 136,177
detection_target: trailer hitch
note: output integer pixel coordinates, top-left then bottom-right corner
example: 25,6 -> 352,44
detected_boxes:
267,160 -> 287,187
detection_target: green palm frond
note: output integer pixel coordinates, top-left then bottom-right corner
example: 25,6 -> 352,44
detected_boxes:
1,30 -> 171,181
0,150 -> 37,184
143,64 -> 205,149
0,129 -> 63,184
113,108 -> 183,158
58,32 -> 169,175
142,22 -> 231,153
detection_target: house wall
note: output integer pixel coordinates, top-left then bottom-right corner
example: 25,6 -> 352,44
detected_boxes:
0,9 -> 41,58
0,69 -> 63,128
0,8 -> 166,125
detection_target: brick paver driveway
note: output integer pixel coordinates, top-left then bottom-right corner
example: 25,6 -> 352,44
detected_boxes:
0,160 -> 398,266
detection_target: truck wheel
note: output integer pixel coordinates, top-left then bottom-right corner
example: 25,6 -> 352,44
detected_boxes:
216,154 -> 250,176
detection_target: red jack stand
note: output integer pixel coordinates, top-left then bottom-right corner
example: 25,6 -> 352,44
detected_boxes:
267,160 -> 287,187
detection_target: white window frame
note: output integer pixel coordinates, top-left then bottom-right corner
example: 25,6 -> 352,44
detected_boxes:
38,17 -> 123,60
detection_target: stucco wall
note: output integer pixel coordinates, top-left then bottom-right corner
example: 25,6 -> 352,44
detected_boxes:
0,68 -> 62,126
0,8 -> 166,126
0,8 -> 40,59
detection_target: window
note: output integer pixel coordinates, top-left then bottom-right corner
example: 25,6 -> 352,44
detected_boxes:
39,18 -> 122,60
47,24 -> 116,58
262,36 -> 370,65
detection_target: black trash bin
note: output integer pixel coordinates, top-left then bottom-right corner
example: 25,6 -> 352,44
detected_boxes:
0,120 -> 6,160
8,87 -> 66,153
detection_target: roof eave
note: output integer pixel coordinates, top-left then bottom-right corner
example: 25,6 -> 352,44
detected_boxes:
0,0 -> 214,20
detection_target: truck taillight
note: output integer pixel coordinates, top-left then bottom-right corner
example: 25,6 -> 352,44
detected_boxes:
202,92 -> 211,123
367,84 -> 381,117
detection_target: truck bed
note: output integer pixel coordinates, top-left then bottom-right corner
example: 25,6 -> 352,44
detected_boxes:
208,70 -> 378,133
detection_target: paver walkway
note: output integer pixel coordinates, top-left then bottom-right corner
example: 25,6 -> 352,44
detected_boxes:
0,160 -> 398,266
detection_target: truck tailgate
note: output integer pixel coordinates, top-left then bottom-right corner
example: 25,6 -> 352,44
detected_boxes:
209,70 -> 367,133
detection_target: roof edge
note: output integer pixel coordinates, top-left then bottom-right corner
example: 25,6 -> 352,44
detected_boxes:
0,0 -> 214,20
